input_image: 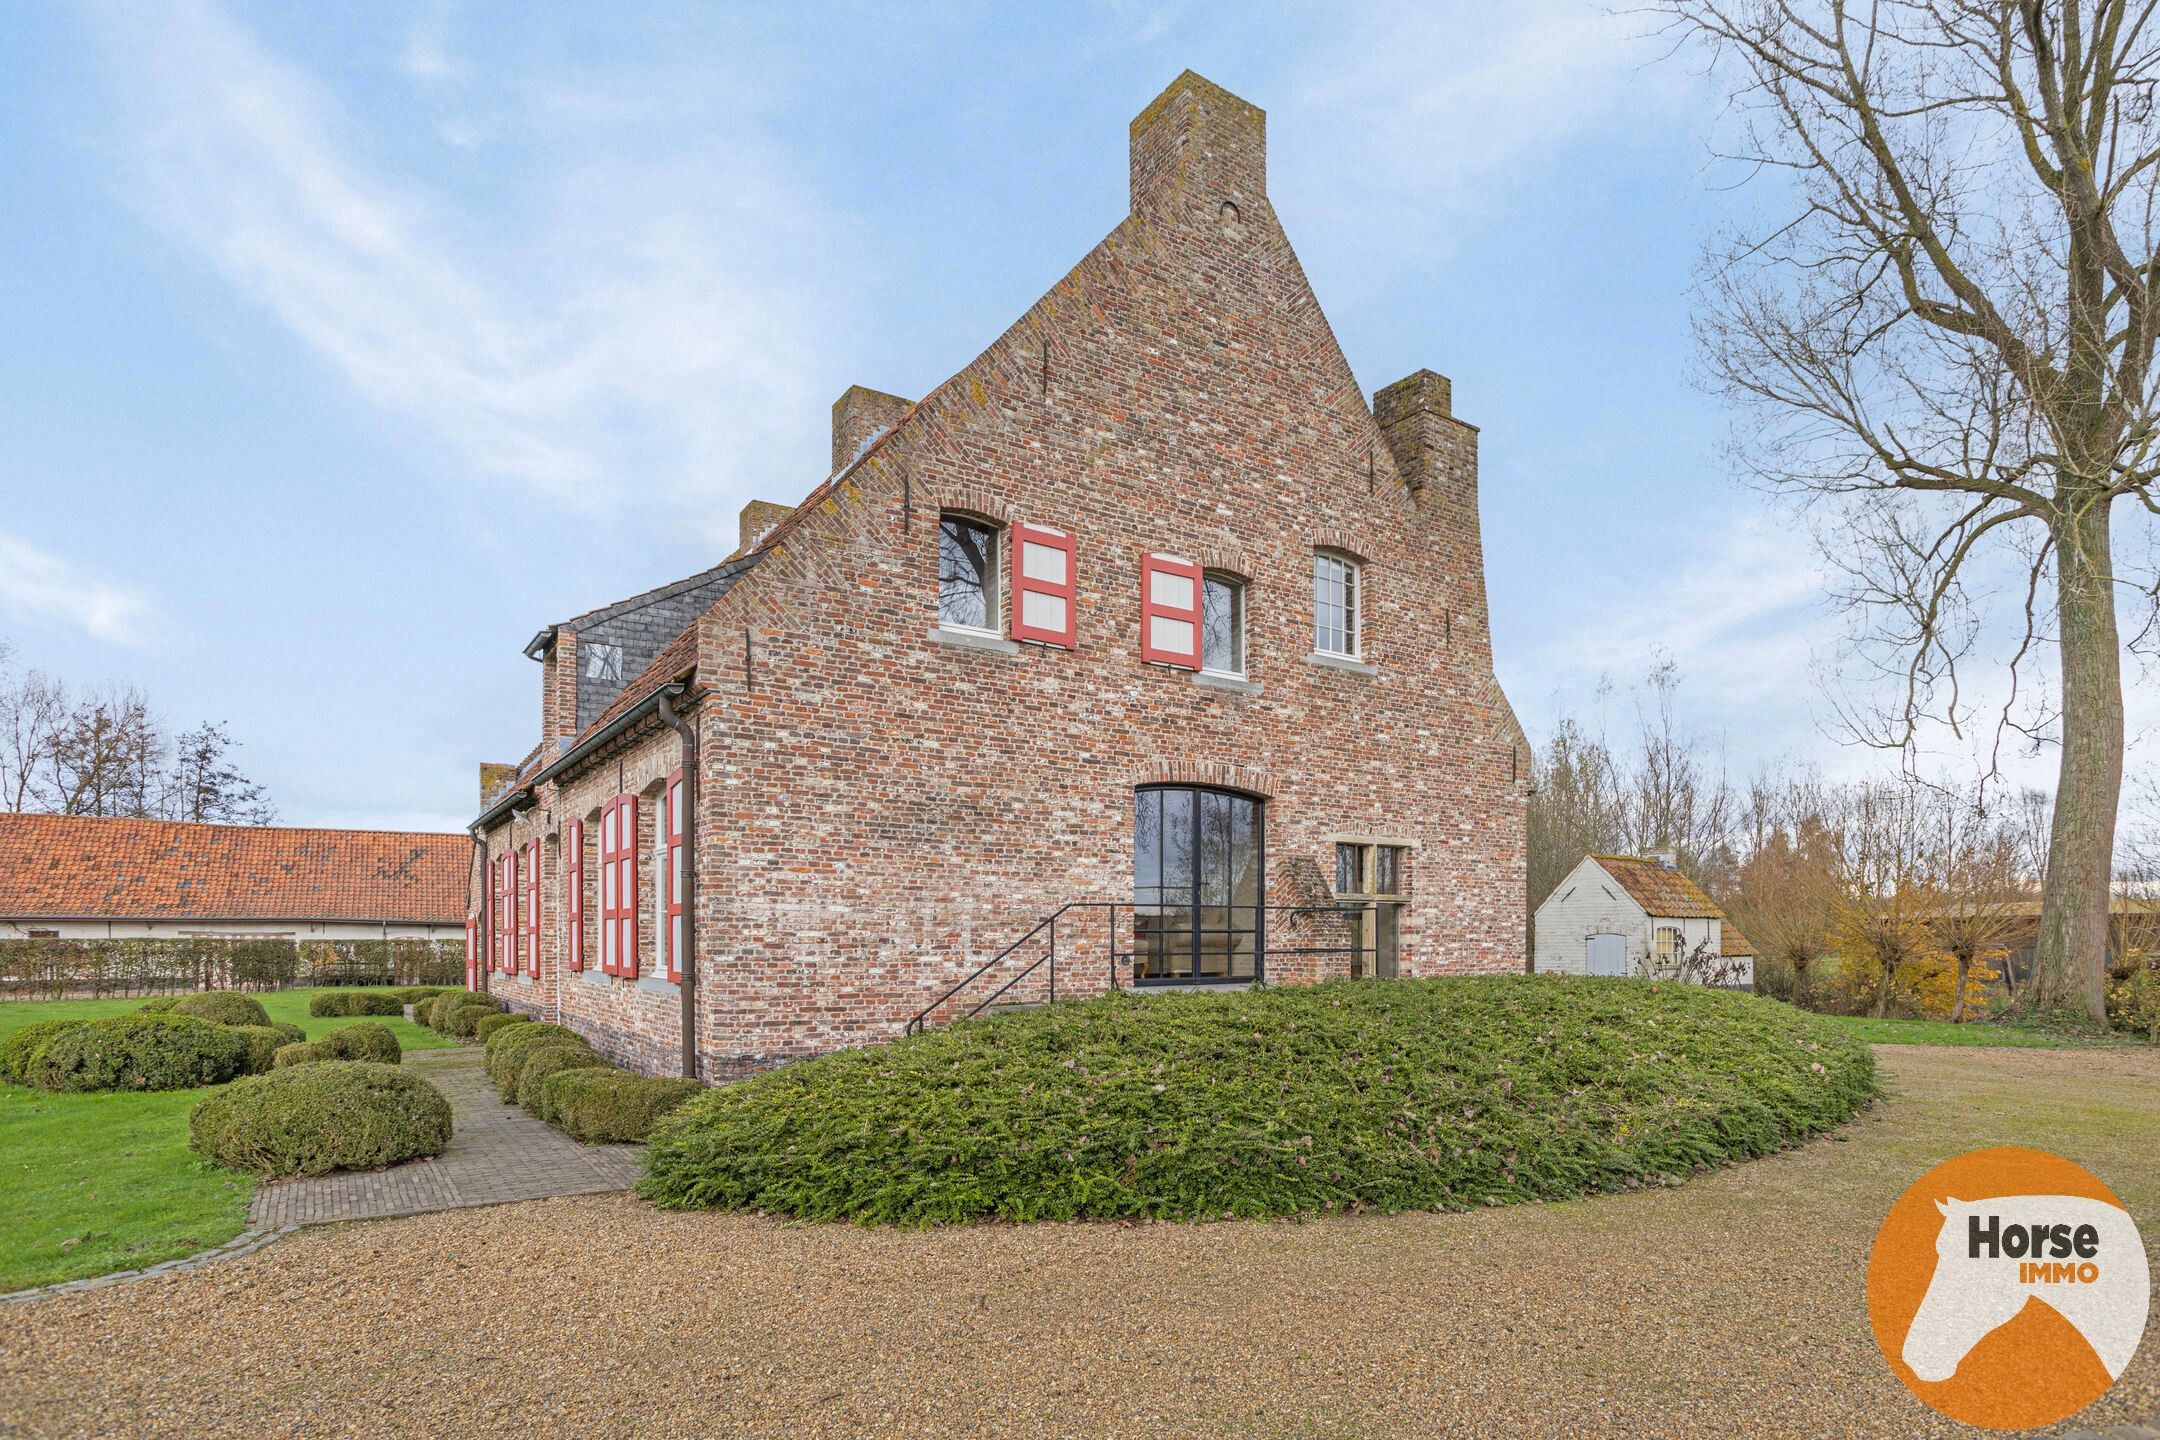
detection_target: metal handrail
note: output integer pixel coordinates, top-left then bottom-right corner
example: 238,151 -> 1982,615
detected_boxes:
903,898 -> 1402,1036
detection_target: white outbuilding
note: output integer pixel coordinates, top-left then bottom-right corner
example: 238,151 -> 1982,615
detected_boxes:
1533,852 -> 1756,988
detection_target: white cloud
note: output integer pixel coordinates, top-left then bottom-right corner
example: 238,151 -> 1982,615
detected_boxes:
0,530 -> 152,645
1284,0 -> 1685,255
90,0 -> 833,540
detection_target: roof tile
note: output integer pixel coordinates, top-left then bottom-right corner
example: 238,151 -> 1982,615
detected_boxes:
0,814 -> 468,924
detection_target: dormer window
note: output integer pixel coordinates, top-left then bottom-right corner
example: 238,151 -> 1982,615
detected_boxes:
585,642 -> 624,683
938,515 -> 999,633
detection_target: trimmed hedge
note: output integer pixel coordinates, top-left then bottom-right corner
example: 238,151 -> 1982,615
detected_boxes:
444,998 -> 510,1038
0,1019 -> 89,1084
170,991 -> 272,1028
28,1013 -> 245,1093
317,1021 -> 402,1065
308,990 -> 405,1019
274,1041 -> 327,1068
546,1070 -> 704,1143
229,1024 -> 295,1075
268,1021 -> 306,1047
512,1044 -> 606,1113
472,1012 -> 530,1042
487,1023 -> 590,1091
188,1062 -> 453,1176
640,976 -> 1881,1224
392,986 -> 449,1008
137,996 -> 180,1013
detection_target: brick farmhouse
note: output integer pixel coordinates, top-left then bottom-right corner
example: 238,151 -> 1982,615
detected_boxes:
469,71 -> 1530,1079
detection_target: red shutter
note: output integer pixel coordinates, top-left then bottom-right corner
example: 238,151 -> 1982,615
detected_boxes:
1140,552 -> 1202,668
511,846 -> 524,975
465,916 -> 477,988
664,770 -> 684,984
565,819 -> 584,972
601,799 -> 622,976
492,855 -> 508,973
621,793 -> 642,980
1010,522 -> 1077,648
525,839 -> 542,978
600,794 -> 640,979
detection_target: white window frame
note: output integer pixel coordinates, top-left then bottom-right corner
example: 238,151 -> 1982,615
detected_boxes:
1313,551 -> 1360,659
936,513 -> 1002,637
1199,571 -> 1247,678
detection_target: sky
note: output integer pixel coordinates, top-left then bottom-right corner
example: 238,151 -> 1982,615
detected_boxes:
0,0 -> 2150,835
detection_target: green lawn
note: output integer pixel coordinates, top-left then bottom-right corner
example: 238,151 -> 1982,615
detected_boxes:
1815,1013 -> 2132,1048
0,987 -> 456,1293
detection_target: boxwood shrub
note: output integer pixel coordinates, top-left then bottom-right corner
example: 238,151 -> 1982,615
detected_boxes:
169,990 -> 273,1028
188,1062 -> 453,1176
229,1024 -> 295,1075
0,1019 -> 88,1085
268,1021 -> 306,1047
487,1023 -> 590,1090
512,1044 -> 607,1113
545,1069 -> 703,1143
392,986 -> 449,1011
445,997 -> 510,1038
29,1013 -> 245,1093
274,1041 -> 327,1068
317,1021 -> 401,1064
309,990 -> 405,1018
472,1012 -> 530,1042
137,996 -> 180,1013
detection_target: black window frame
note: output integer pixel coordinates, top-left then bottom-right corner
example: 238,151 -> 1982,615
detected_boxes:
1132,783 -> 1265,986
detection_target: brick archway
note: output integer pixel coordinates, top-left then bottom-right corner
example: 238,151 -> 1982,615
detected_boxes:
1126,758 -> 1274,799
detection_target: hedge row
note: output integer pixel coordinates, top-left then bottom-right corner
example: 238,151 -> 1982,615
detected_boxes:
0,937 -> 465,1001
471,1014 -> 701,1142
308,990 -> 405,1018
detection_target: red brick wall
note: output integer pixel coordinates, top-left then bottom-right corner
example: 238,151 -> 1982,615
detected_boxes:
474,71 -> 1528,1080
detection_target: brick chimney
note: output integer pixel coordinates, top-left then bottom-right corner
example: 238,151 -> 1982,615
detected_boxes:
737,499 -> 792,553
1374,370 -> 1476,506
831,386 -> 913,474
1130,70 -> 1266,220
540,628 -> 579,744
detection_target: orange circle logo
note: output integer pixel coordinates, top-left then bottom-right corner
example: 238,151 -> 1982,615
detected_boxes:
1868,1147 -> 2150,1429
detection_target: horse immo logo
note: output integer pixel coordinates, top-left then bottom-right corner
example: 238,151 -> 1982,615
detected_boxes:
1869,1148 -> 2150,1430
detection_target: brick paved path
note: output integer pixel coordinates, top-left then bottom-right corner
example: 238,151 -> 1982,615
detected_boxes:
247,1047 -> 643,1228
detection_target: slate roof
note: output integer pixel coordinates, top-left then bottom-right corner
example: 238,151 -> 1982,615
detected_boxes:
0,813 -> 469,923
1590,854 -> 1727,921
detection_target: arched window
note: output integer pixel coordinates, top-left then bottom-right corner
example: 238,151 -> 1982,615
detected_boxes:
1133,785 -> 1264,984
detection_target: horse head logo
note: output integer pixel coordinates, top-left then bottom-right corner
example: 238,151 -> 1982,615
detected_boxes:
1902,1195 -> 2148,1385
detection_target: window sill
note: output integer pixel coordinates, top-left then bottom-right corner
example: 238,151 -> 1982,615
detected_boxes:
1307,651 -> 1377,677
929,625 -> 1019,656
636,975 -> 678,997
1194,670 -> 1261,695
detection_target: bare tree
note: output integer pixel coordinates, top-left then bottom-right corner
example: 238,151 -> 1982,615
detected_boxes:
1832,779 -> 1944,1017
166,722 -> 276,825
0,661 -> 67,813
45,687 -> 165,818
1927,797 -> 2028,1020
1727,798 -> 1844,1001
1654,1 -> 2160,1023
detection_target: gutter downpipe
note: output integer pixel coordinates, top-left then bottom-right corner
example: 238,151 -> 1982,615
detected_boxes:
656,684 -> 699,1080
467,826 -> 489,995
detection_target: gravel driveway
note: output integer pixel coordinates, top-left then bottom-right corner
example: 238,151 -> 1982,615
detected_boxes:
2,1045 -> 2156,1439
